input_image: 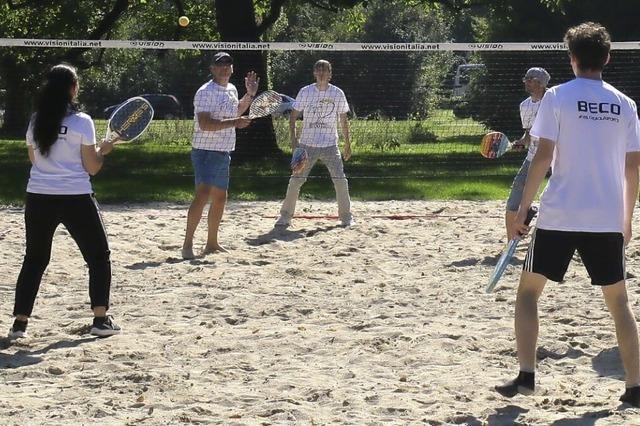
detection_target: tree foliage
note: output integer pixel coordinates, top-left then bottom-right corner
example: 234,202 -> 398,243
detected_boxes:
0,0 -> 467,160
0,0 -> 213,134
3,0 -> 637,149
457,0 -> 640,135
269,0 -> 457,118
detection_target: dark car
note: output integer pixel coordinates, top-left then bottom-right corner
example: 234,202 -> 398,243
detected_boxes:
104,94 -> 183,119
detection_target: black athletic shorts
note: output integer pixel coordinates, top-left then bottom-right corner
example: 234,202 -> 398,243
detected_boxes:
523,228 -> 625,286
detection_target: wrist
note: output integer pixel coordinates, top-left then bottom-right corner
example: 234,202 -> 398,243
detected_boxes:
98,142 -> 112,156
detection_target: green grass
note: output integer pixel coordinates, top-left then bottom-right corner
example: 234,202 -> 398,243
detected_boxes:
0,111 -> 524,205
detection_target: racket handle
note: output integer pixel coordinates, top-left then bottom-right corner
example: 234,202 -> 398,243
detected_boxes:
513,206 -> 538,240
485,206 -> 538,294
524,206 -> 538,226
105,131 -> 121,145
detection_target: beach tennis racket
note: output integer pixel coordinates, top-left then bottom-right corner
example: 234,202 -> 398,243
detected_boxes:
248,90 -> 282,119
480,132 -> 514,159
485,206 -> 538,293
105,97 -> 154,144
291,147 -> 309,174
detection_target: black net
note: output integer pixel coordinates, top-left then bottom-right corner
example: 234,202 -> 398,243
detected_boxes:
1,42 -> 639,184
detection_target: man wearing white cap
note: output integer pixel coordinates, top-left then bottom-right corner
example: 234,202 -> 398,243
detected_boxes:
505,67 -> 551,240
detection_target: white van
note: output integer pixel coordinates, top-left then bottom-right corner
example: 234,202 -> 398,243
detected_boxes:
452,64 -> 485,97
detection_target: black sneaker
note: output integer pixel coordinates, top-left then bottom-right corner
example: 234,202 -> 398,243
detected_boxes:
495,371 -> 535,397
620,386 -> 640,407
8,318 -> 28,339
90,316 -> 122,337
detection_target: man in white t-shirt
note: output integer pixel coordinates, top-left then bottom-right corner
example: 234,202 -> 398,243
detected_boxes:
181,52 -> 257,259
496,22 -> 640,407
274,59 -> 353,228
505,67 -> 550,240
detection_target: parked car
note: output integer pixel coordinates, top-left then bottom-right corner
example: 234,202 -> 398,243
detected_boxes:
104,94 -> 183,119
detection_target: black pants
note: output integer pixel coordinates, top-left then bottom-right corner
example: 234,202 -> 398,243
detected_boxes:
13,193 -> 111,316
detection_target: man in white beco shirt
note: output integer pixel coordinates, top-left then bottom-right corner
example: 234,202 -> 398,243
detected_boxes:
497,22 -> 640,407
275,59 -> 354,228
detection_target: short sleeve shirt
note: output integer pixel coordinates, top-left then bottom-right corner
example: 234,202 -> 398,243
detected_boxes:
530,78 -> 640,232
192,80 -> 239,151
294,84 -> 349,147
26,111 -> 96,195
520,96 -> 542,161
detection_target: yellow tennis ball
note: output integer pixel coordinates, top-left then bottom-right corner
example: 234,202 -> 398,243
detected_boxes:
178,16 -> 189,27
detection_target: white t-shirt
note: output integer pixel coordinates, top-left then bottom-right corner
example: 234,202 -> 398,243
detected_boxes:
530,78 -> 640,232
520,96 -> 542,161
26,111 -> 96,195
294,83 -> 349,147
192,80 -> 238,152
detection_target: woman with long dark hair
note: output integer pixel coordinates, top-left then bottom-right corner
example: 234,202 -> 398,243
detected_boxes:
9,63 -> 121,338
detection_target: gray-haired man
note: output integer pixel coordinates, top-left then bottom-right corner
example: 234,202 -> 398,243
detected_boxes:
505,67 -> 551,240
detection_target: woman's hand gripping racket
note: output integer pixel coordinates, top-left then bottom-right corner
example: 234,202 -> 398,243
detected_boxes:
248,90 -> 282,119
485,206 -> 538,293
480,131 -> 515,159
104,97 -> 154,144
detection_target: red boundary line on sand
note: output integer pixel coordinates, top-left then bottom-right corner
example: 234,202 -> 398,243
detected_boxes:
261,214 -> 495,220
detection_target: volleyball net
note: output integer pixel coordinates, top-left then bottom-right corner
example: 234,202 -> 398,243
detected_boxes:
1,39 -> 639,181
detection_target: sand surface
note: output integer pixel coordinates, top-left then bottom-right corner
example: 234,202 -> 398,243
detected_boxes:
1,200 -> 640,425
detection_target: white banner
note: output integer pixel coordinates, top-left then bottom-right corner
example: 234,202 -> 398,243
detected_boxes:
1,38 -> 639,51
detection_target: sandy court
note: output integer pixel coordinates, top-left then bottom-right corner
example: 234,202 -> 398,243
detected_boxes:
1,200 -> 640,425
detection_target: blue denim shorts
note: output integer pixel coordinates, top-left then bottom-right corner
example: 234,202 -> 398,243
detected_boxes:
506,159 -> 530,211
191,148 -> 231,190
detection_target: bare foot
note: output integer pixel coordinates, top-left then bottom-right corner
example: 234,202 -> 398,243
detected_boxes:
181,246 -> 195,260
202,244 -> 228,255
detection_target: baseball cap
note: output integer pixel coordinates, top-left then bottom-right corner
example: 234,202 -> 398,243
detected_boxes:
523,67 -> 550,86
212,52 -> 233,65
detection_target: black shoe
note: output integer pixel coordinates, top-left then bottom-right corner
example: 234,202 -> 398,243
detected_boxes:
620,386 -> 640,407
495,371 -> 535,397
8,318 -> 28,339
90,316 -> 121,337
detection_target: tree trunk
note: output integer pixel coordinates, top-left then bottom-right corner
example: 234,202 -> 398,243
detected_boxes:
214,0 -> 281,162
0,63 -> 31,137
